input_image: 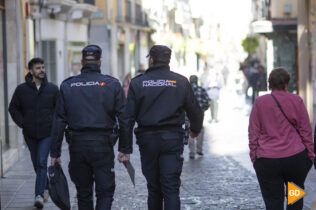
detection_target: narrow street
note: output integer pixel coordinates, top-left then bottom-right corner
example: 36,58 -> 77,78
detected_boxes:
1,88 -> 315,210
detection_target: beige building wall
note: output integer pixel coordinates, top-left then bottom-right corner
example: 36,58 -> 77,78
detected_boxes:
4,0 -> 26,173
309,0 -> 316,125
94,0 -> 107,23
110,0 -> 117,23
271,0 -> 298,18
297,0 -> 313,121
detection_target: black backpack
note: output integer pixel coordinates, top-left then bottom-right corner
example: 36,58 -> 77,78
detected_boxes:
48,162 -> 71,210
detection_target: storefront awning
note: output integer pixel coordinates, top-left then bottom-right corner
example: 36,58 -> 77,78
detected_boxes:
251,19 -> 297,34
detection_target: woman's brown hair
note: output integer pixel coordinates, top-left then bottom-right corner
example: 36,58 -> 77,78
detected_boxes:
268,67 -> 290,90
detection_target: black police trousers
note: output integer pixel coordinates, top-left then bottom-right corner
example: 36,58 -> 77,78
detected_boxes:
68,137 -> 115,210
254,149 -> 312,210
136,130 -> 184,210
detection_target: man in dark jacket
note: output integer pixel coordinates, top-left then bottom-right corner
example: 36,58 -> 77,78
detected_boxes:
126,45 -> 203,210
50,45 -> 132,209
9,58 -> 59,208
188,75 -> 209,159
249,67 -> 262,104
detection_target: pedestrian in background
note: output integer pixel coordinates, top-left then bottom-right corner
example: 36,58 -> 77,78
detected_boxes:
256,65 -> 267,93
136,63 -> 146,75
249,67 -> 262,104
188,75 -> 209,159
50,45 -> 132,209
9,58 -> 59,208
249,67 -> 315,210
125,45 -> 203,210
122,73 -> 131,98
204,67 -> 223,123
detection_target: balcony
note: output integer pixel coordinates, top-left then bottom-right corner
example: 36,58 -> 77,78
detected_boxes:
44,0 -> 76,14
251,0 -> 296,34
70,3 -> 98,20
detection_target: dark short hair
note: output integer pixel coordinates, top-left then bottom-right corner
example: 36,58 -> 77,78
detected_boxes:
189,75 -> 198,84
268,67 -> 290,90
28,58 -> 44,70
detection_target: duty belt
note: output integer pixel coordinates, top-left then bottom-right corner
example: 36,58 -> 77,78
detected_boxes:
136,125 -> 183,133
65,129 -> 118,146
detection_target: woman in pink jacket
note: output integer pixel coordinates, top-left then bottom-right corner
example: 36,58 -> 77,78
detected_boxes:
249,67 -> 315,210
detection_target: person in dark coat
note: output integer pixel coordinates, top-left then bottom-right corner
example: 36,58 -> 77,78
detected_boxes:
50,45 -> 132,209
249,68 -> 262,104
9,57 -> 59,209
125,45 -> 203,210
188,75 -> 209,159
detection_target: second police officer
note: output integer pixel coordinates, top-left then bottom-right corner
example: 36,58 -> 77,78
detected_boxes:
126,45 -> 204,210
50,45 -> 132,209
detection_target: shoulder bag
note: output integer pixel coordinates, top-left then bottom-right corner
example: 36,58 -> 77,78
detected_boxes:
271,94 -> 302,138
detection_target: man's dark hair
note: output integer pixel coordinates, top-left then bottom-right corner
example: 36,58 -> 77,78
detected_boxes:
189,75 -> 198,84
268,67 -> 290,90
28,58 -> 44,70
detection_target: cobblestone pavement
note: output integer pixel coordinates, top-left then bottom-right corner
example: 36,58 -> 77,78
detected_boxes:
1,88 -> 315,210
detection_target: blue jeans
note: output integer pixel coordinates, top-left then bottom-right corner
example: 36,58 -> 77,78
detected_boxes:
24,136 -> 51,197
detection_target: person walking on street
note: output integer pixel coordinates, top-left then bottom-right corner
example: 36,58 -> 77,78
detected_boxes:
136,63 -> 146,75
249,67 -> 315,210
125,45 -> 204,210
188,75 -> 209,159
249,67 -> 262,104
50,45 -> 132,210
204,67 -> 223,123
8,58 -> 59,209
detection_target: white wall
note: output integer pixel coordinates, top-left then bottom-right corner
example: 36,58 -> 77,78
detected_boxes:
67,23 -> 88,42
40,19 -> 64,40
40,20 -> 90,85
56,39 -> 65,85
40,19 -> 66,85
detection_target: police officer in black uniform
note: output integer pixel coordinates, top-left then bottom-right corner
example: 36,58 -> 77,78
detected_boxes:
50,45 -> 132,210
126,45 -> 203,210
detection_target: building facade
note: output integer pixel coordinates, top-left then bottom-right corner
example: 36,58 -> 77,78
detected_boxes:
297,0 -> 316,124
0,0 -> 98,174
1,0 -> 25,175
251,0 -> 316,123
28,0 -> 97,85
90,0 -> 151,82
251,0 -> 298,93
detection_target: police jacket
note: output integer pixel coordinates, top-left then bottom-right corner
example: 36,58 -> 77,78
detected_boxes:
50,64 -> 131,158
9,72 -> 59,139
126,63 -> 203,134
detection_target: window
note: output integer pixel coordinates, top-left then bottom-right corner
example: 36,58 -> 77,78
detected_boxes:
125,0 -> 132,23
117,0 -> 123,22
84,0 -> 95,5
135,4 -> 142,25
41,41 -> 57,84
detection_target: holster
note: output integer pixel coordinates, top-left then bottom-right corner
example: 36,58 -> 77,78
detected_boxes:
183,115 -> 190,145
110,116 -> 119,146
109,133 -> 119,146
65,128 -> 72,144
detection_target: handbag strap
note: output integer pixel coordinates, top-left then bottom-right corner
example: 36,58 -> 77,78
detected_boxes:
271,94 -> 301,137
